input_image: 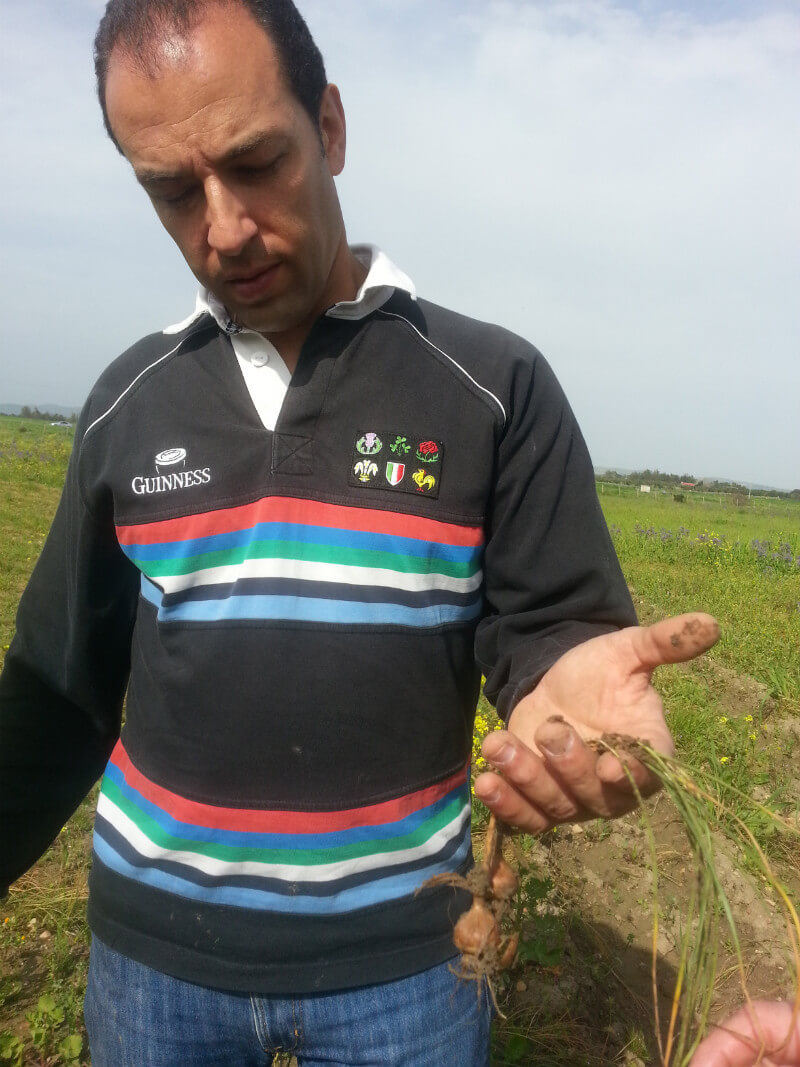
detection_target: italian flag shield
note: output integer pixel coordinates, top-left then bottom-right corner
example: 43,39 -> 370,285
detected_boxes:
385,462 -> 405,485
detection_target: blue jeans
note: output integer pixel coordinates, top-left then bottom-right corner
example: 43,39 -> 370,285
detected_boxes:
84,937 -> 493,1066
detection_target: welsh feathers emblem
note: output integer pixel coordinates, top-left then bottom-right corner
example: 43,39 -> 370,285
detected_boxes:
354,460 -> 379,482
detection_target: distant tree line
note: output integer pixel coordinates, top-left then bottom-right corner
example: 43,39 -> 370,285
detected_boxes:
15,406 -> 77,425
598,468 -> 800,501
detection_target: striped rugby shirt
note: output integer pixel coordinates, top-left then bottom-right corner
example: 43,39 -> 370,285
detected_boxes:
0,256 -> 635,992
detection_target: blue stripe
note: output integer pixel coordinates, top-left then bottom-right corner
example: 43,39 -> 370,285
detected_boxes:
94,813 -> 471,898
141,577 -> 161,608
91,827 -> 472,915
121,523 -> 481,566
103,760 -> 469,850
141,581 -> 483,627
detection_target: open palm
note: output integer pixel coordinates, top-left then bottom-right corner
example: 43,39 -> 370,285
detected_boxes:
474,613 -> 719,833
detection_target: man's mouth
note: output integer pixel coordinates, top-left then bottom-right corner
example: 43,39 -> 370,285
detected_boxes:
224,263 -> 281,302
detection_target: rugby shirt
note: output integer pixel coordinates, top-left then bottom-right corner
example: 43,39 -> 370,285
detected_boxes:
0,275 -> 635,991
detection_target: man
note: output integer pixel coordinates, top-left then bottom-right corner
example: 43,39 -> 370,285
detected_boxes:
0,1 -> 718,1063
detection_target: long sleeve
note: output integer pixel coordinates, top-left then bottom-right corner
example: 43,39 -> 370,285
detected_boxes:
474,352 -> 637,720
0,406 -> 140,893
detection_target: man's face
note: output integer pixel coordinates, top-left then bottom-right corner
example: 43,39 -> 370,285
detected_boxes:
104,3 -> 348,343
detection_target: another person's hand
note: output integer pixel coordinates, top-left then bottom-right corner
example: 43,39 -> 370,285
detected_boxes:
689,1000 -> 800,1067
474,613 -> 719,833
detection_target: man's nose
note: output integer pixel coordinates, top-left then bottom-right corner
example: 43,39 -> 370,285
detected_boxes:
205,180 -> 258,256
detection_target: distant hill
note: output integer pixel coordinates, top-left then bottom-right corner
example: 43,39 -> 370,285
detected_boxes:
594,466 -> 787,495
0,403 -> 81,417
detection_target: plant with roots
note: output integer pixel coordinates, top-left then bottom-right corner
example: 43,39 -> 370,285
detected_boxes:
424,737 -> 799,1064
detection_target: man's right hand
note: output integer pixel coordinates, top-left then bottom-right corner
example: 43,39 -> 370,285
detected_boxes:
690,1001 -> 800,1067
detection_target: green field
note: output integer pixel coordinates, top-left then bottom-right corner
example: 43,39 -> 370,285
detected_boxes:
602,488 -> 800,705
1,417 -> 799,1066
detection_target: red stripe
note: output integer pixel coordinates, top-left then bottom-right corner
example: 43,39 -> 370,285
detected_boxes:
116,496 -> 482,550
109,742 -> 469,834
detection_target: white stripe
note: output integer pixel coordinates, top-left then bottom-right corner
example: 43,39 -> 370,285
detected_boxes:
153,557 -> 484,596
97,792 -> 470,885
378,310 -> 507,424
83,330 -> 201,441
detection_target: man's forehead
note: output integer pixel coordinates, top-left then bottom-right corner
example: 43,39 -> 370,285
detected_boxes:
105,6 -> 298,167
105,1 -> 286,113
109,0 -> 270,79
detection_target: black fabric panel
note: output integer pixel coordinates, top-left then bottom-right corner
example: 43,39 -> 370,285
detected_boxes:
123,604 -> 481,808
88,857 -> 471,995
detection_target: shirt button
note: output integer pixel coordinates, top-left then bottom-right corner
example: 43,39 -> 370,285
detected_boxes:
252,353 -> 270,368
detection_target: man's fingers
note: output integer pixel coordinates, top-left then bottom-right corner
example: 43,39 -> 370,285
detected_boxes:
689,1001 -> 800,1067
473,770 -> 560,834
481,730 -> 583,823
630,612 -> 720,673
534,718 -> 656,810
481,723 -> 649,825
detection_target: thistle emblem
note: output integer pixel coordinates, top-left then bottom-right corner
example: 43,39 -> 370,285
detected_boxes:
356,433 -> 382,456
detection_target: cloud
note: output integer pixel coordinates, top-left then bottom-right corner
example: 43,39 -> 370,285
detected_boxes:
1,0 -> 797,487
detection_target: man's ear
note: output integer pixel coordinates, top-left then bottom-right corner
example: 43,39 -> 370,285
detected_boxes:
318,83 -> 346,176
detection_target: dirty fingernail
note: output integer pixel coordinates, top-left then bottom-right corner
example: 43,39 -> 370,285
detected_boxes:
487,743 -> 514,767
539,724 -> 574,758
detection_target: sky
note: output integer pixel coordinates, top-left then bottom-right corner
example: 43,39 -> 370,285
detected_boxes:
1,0 -> 798,489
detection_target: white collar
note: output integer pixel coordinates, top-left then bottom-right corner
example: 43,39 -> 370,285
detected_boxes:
163,244 -> 416,336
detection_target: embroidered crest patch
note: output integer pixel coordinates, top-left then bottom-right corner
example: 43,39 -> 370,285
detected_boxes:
356,432 -> 383,456
353,459 -> 379,483
350,431 -> 443,498
416,441 -> 440,463
385,462 -> 406,486
412,469 -> 437,493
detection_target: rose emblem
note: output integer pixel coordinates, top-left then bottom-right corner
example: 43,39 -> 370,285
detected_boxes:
416,440 -> 440,463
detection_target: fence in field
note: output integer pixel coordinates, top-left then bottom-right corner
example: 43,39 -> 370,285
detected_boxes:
595,481 -> 799,517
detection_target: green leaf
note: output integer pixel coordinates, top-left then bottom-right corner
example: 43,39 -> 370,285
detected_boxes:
517,915 -> 565,967
58,1034 -> 84,1065
0,1031 -> 25,1067
36,993 -> 57,1015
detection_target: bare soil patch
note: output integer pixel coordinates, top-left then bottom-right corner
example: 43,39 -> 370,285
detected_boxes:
495,669 -> 799,1064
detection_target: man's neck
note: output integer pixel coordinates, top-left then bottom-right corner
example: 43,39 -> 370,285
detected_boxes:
260,245 -> 369,374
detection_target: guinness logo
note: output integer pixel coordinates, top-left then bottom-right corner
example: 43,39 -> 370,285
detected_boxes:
132,447 -> 212,496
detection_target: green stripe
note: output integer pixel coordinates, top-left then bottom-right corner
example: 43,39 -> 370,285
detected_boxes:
130,539 -> 479,580
102,778 -> 465,866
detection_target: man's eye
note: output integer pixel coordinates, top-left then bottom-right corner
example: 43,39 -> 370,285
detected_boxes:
239,155 -> 284,178
157,188 -> 197,207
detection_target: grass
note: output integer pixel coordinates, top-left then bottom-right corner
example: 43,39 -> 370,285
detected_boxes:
602,491 -> 800,707
1,430 -> 799,1065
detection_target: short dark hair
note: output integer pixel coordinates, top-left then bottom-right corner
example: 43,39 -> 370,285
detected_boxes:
94,0 -> 328,152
